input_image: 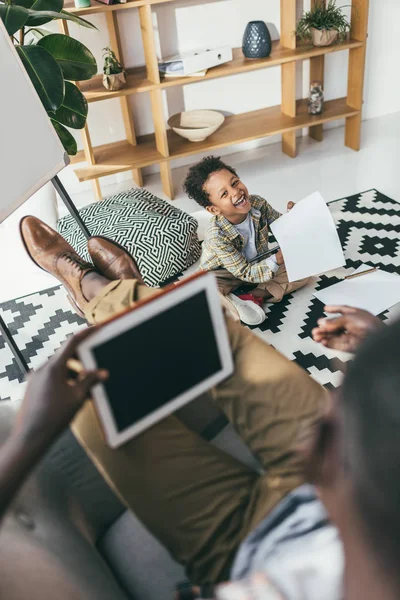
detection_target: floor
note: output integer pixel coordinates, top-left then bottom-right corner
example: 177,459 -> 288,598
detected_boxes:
66,111 -> 400,219
2,187 -> 399,403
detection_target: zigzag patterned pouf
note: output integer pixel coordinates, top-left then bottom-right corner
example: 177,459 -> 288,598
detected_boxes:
1,189 -> 400,402
57,188 -> 201,287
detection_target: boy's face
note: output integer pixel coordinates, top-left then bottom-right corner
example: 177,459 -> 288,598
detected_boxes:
203,169 -> 250,223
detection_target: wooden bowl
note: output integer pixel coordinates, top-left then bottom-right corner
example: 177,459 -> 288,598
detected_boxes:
168,110 -> 225,142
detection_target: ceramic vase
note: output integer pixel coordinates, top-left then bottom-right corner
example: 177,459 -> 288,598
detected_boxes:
242,21 -> 272,59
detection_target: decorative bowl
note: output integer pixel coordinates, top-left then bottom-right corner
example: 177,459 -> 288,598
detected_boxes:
168,110 -> 225,142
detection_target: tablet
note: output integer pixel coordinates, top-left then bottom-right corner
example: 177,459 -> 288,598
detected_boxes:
77,272 -> 233,448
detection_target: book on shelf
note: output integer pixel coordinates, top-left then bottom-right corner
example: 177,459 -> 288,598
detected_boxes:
158,47 -> 232,77
164,69 -> 208,78
95,0 -> 127,4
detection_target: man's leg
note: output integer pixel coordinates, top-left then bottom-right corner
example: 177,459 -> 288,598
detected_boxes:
19,219 -> 326,583
74,277 -> 327,579
73,406 -> 259,584
73,276 -> 264,584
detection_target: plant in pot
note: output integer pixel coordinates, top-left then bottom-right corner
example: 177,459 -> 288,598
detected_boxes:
103,47 -> 126,91
295,0 -> 351,47
0,0 -> 97,156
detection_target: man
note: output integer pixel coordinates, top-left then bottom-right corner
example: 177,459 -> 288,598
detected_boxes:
1,215 -> 391,599
18,216 -> 329,594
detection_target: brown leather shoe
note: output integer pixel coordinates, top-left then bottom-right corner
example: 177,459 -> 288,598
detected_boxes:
20,216 -> 97,317
87,236 -> 144,283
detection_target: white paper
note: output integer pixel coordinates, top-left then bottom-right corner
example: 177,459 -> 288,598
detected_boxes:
313,268 -> 400,316
270,192 -> 346,282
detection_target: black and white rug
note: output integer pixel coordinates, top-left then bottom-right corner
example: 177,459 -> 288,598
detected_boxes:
1,189 -> 400,402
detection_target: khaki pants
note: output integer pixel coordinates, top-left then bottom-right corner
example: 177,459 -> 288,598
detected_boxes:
215,265 -> 310,302
72,280 -> 327,584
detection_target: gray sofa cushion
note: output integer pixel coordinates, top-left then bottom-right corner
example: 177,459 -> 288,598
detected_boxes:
57,188 -> 201,287
99,511 -> 185,600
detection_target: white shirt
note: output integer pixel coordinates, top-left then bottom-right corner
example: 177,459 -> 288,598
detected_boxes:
234,213 -> 279,274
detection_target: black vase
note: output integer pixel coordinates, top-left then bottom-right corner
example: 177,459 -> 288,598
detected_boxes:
242,21 -> 272,59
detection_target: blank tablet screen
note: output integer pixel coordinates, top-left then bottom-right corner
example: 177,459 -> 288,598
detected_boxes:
92,289 -> 222,432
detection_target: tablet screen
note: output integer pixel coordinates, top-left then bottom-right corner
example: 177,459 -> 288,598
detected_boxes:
92,289 -> 222,432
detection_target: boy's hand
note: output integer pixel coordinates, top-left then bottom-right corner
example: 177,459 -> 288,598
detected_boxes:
312,306 -> 383,353
287,201 -> 295,211
14,327 -> 109,445
275,249 -> 284,265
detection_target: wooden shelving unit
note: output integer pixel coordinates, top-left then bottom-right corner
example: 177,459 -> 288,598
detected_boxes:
63,0 -> 369,200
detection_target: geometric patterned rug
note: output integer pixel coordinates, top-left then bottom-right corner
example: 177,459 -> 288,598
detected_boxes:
1,189 -> 400,402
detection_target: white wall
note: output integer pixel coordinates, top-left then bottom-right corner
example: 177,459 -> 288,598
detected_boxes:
62,0 -> 400,194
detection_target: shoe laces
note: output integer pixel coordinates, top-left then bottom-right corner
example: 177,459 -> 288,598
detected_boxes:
59,251 -> 91,272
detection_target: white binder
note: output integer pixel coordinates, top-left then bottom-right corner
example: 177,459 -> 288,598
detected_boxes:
158,47 -> 233,77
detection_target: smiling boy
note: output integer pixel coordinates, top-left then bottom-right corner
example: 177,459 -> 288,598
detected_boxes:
184,156 -> 309,324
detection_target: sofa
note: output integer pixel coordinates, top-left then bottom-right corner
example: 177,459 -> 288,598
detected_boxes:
0,396 -> 259,599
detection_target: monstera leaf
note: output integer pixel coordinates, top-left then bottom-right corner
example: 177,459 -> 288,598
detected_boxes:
38,34 -> 97,81
17,45 -> 64,112
52,81 -> 88,129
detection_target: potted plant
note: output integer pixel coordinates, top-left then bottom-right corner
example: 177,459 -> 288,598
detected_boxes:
295,0 -> 351,47
103,47 -> 126,91
0,0 -> 97,156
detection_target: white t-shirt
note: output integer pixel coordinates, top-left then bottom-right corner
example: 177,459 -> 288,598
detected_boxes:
234,213 -> 279,273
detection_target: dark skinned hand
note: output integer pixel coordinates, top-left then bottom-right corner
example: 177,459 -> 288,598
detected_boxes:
312,305 -> 383,353
14,327 -> 108,445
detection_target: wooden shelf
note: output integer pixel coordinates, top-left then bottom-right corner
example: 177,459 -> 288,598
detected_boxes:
64,0 -> 175,16
74,98 -> 358,182
74,139 -> 163,180
80,40 -> 364,103
66,0 -> 369,199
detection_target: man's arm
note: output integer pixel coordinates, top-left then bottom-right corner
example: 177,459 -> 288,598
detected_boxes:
312,306 -> 383,353
0,328 -> 107,521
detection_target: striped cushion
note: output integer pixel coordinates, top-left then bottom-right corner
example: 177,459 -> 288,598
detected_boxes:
57,188 -> 201,287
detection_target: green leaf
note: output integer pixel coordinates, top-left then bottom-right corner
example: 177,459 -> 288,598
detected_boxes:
13,0 -> 63,26
0,4 -> 29,35
51,119 -> 78,155
38,34 -> 97,81
60,9 -> 97,30
53,81 -> 88,129
16,45 -> 64,112
26,26 -> 52,42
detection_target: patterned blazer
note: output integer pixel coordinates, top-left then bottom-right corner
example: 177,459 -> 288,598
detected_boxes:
199,195 -> 281,283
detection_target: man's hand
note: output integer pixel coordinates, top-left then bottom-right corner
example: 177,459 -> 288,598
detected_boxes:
287,201 -> 295,211
275,249 -> 284,265
14,327 -> 108,445
312,305 -> 383,353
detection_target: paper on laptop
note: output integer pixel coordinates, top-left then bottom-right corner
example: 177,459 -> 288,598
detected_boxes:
270,192 -> 345,282
313,267 -> 400,316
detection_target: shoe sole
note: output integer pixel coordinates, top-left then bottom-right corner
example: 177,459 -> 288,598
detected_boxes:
227,294 -> 266,326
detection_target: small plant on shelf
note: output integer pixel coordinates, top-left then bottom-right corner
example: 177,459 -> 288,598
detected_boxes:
295,0 -> 351,47
102,47 -> 126,91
